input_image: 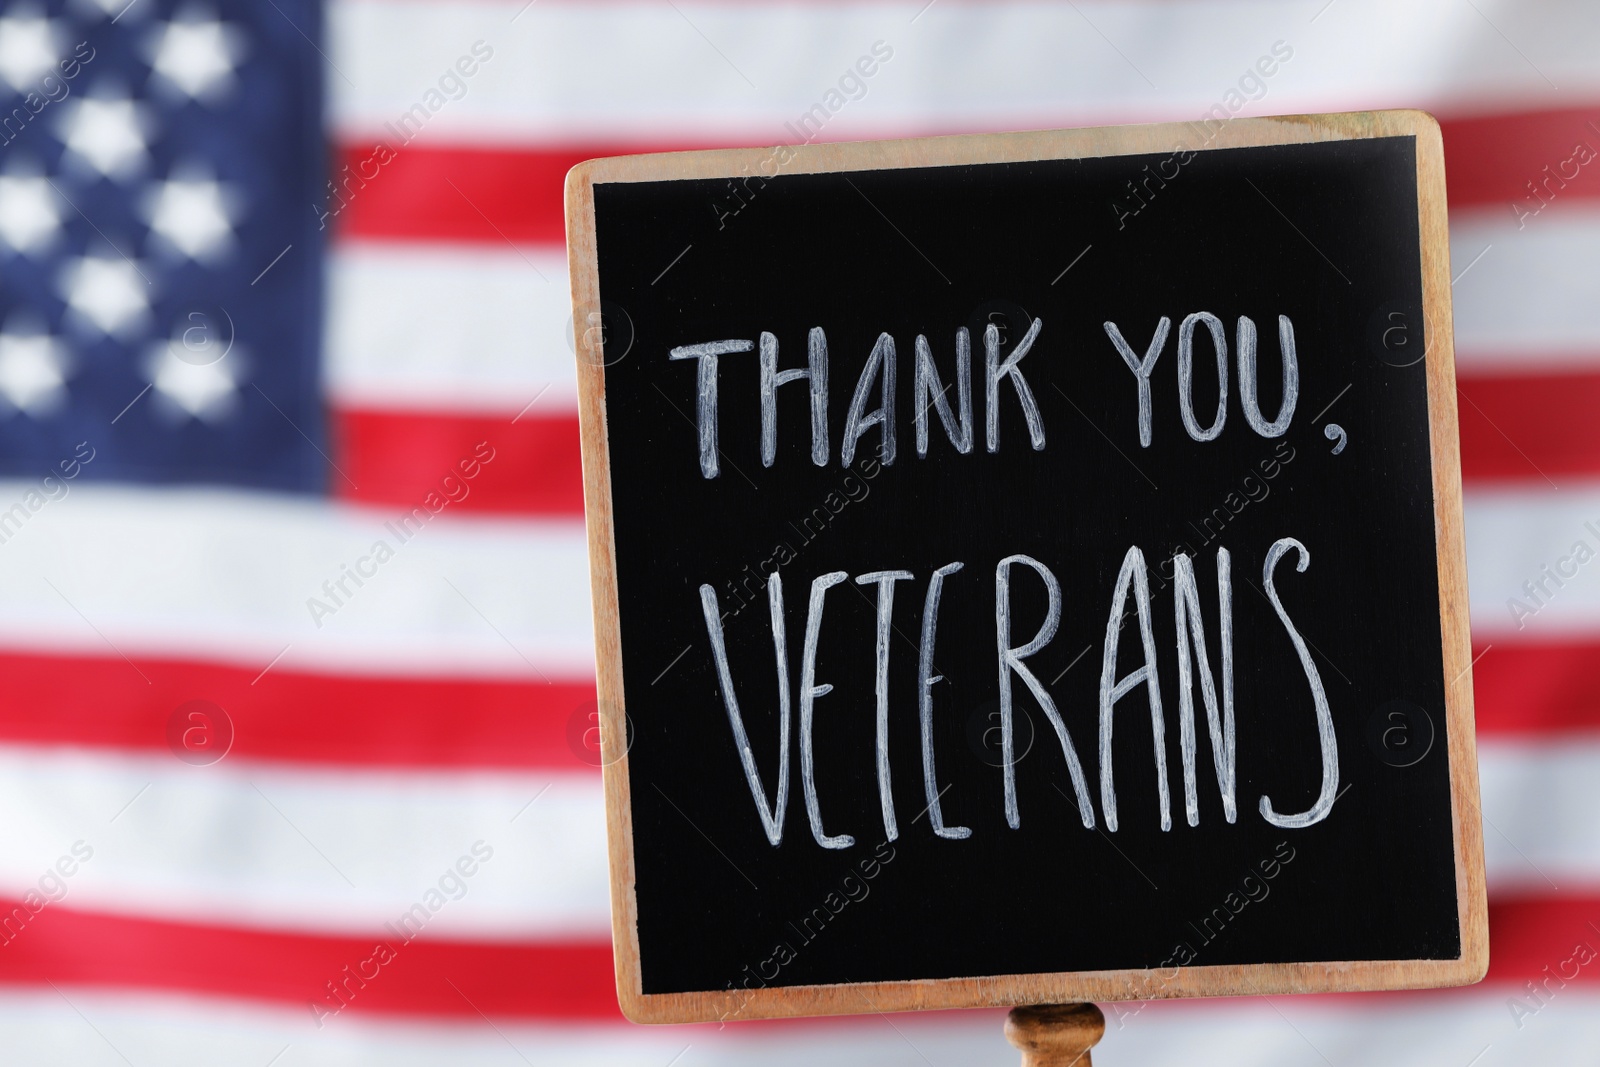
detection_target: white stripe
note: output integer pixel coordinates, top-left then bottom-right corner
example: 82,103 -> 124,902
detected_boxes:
0,483 -> 592,679
0,746 -> 608,939
1452,205 -> 1600,372
0,985 -> 1594,1066
1104,992 -> 1596,1067
321,216 -> 1600,417
1480,737 -> 1600,893
326,243 -> 576,416
0,989 -> 1009,1066
0,477 -> 1581,699
1465,482 -> 1600,639
329,0 -> 1599,145
0,739 -> 1585,943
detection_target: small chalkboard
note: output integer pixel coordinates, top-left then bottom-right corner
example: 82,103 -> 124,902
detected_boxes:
564,111 -> 1486,1024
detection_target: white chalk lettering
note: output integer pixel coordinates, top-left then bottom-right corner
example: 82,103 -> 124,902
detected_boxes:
699,575 -> 791,845
1099,547 -> 1172,832
799,571 -> 855,848
760,328 -> 830,466
919,561 -> 971,839
1237,315 -> 1299,437
985,318 -> 1047,453
1258,538 -> 1339,829
842,332 -> 897,466
1177,312 -> 1228,442
914,329 -> 974,456
1173,549 -> 1237,826
1105,317 -> 1170,448
671,339 -> 755,478
856,569 -> 915,841
996,554 -> 1095,830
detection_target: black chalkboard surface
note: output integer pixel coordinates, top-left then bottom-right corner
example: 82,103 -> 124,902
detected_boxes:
564,112 -> 1485,1024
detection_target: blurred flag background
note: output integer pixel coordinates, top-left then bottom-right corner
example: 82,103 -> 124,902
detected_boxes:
0,0 -> 1595,1063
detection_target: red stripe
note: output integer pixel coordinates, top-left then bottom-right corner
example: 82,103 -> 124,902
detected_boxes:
1458,370 -> 1600,482
1486,894 -> 1600,984
331,367 -> 1593,517
1439,108 -> 1600,211
332,142 -> 578,245
333,141 -> 720,246
0,896 -> 1588,1018
332,407 -> 585,517
0,634 -> 1583,766
1473,641 -> 1600,735
328,113 -> 1600,244
0,650 -> 597,771
0,903 -> 619,1020
0,636 -> 1583,768
332,370 -> 1600,518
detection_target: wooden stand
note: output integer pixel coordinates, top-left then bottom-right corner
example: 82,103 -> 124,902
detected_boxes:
1005,1003 -> 1105,1066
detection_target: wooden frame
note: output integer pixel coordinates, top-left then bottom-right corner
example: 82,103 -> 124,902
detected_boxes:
563,110 -> 1486,1024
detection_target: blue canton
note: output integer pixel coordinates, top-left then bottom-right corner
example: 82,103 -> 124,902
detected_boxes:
0,0 -> 325,491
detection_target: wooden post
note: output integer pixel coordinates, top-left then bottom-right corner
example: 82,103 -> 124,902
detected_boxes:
1005,1003 -> 1105,1067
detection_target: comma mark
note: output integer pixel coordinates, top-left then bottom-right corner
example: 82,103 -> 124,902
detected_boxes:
1323,423 -> 1347,454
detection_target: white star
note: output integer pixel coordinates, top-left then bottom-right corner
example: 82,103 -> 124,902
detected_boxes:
0,323 -> 68,416
0,174 -> 59,254
59,254 -> 152,338
145,337 -> 241,422
147,10 -> 243,101
142,170 -> 238,261
57,92 -> 151,180
0,11 -> 59,92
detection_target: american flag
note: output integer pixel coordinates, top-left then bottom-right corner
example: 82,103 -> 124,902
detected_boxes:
0,0 -> 1593,1063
